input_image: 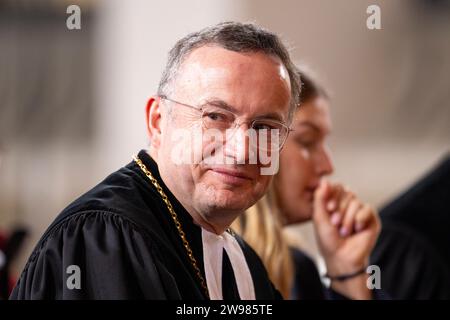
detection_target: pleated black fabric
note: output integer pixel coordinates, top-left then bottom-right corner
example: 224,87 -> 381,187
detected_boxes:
10,150 -> 281,300
371,155 -> 450,299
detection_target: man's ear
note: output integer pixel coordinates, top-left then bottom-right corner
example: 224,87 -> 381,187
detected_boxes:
145,96 -> 162,149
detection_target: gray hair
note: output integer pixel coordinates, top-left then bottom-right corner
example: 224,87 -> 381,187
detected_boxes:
157,21 -> 301,123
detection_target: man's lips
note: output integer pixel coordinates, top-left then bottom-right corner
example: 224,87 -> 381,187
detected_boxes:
208,167 -> 253,183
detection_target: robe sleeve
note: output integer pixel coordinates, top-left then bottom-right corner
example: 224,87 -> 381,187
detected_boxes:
291,248 -> 389,300
10,211 -> 170,299
370,222 -> 450,299
290,248 -> 326,300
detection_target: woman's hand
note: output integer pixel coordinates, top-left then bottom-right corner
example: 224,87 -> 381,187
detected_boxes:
312,179 -> 381,299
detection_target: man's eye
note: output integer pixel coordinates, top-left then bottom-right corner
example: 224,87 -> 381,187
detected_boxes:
253,123 -> 278,131
205,112 -> 226,121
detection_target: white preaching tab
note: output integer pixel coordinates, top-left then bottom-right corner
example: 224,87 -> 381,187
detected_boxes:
201,228 -> 255,300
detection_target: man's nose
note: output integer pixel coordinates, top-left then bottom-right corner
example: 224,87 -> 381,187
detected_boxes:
223,123 -> 251,164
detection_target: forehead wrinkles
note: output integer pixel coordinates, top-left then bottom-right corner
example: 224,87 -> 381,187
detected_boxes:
174,47 -> 287,88
176,60 -> 229,94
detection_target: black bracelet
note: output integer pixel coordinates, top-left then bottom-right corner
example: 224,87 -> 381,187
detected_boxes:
324,266 -> 367,282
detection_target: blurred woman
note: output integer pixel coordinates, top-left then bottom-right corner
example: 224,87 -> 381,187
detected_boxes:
233,67 -> 381,300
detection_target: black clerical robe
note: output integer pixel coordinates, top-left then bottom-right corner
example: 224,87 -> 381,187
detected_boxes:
10,150 -> 281,299
370,154 -> 450,299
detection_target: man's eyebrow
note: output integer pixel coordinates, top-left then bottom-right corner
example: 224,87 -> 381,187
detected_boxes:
201,99 -> 238,113
202,98 -> 285,122
254,112 -> 284,122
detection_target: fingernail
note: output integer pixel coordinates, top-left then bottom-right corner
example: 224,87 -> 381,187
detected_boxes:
331,212 -> 340,225
355,222 -> 364,232
339,227 -> 348,237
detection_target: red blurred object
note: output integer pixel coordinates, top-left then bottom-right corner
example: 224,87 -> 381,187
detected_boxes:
0,228 -> 28,299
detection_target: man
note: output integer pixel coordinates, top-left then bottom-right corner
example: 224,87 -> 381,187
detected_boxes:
10,22 -> 300,299
12,21 -> 383,301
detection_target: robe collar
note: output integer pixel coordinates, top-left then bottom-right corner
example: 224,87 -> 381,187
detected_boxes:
135,150 -> 255,300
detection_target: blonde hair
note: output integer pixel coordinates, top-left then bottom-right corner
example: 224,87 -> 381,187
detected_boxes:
232,183 -> 294,299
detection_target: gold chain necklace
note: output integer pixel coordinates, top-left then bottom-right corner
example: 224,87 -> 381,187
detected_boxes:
133,155 -> 209,298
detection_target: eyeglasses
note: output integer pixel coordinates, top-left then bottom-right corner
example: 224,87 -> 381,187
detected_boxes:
160,96 -> 292,151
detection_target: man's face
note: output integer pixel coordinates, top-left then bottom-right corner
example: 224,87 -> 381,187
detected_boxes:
156,45 -> 291,231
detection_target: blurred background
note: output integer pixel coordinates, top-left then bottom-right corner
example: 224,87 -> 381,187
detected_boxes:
0,0 -> 449,295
